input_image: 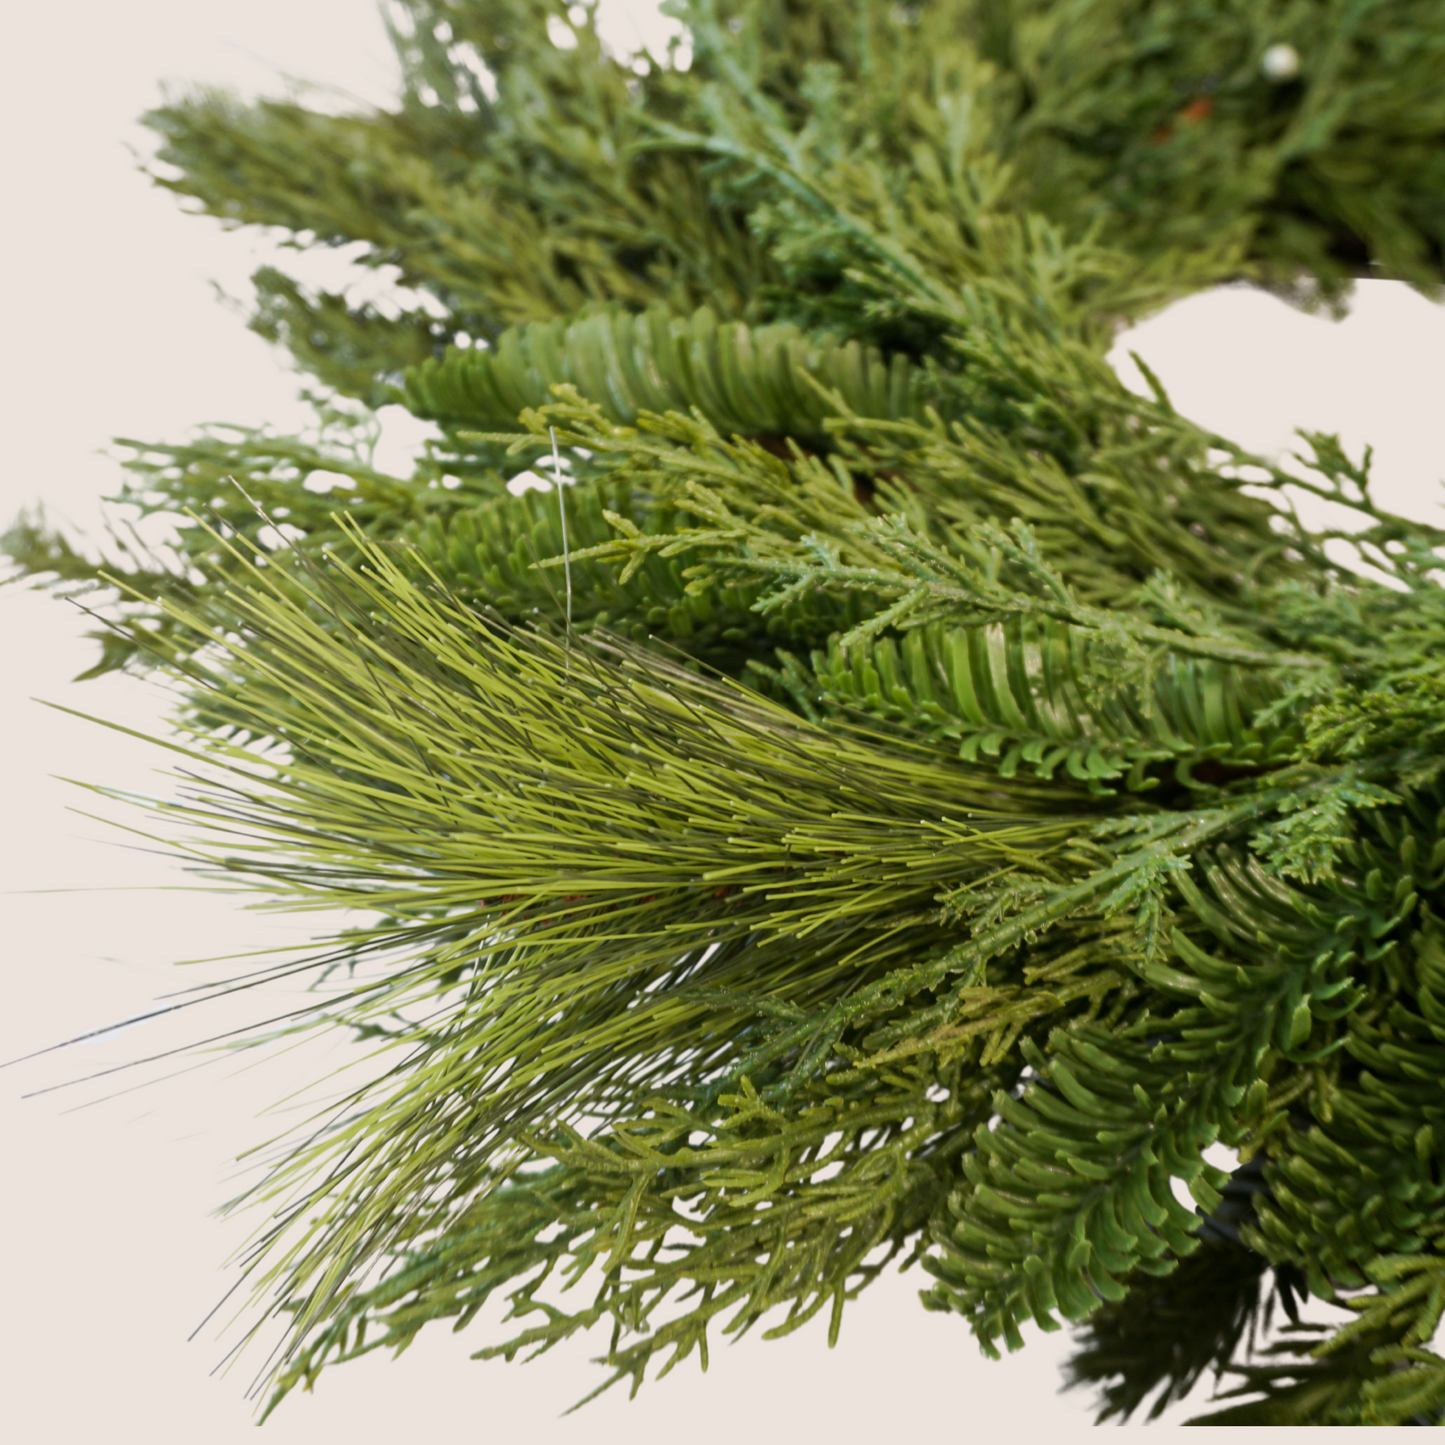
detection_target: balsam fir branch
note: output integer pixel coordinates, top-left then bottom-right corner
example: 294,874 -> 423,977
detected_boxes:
7,0 -> 1445,1428
401,303 -> 932,434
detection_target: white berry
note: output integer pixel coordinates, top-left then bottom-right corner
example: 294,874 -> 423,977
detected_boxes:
1262,43 -> 1301,81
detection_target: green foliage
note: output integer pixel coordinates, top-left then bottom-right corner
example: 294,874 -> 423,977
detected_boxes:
8,0 -> 1445,1428
806,614 -> 1291,787
2,399 -> 508,680
1187,1253 -> 1445,1424
260,1059 -> 990,1417
1062,1157 -> 1292,1422
142,5 -> 773,340
634,0 -> 1445,351
401,302 -> 932,435
246,266 -> 443,410
920,827 -> 1396,1353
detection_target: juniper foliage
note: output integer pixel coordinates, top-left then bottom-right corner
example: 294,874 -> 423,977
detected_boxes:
7,0 -> 1445,1427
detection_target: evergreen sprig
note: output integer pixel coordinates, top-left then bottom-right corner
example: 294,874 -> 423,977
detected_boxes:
8,0 -> 1445,1426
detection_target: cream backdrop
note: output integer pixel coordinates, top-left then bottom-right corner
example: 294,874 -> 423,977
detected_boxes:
3,3 -> 1443,1438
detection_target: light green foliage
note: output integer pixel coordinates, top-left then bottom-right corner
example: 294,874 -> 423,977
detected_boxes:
7,0 -> 1445,1427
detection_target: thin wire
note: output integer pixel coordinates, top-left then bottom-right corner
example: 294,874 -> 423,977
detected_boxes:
550,426 -> 574,673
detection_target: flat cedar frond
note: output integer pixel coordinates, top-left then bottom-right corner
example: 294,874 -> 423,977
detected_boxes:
10,0 -> 1445,1427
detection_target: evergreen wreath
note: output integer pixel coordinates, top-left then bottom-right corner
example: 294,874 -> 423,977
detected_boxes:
6,0 -> 1445,1425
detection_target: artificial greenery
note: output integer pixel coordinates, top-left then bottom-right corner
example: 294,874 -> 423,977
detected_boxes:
7,0 -> 1445,1426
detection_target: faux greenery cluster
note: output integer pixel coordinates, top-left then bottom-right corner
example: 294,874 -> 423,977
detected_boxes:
8,0 -> 1445,1425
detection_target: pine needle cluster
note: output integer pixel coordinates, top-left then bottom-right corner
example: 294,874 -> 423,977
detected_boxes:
7,0 -> 1445,1426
